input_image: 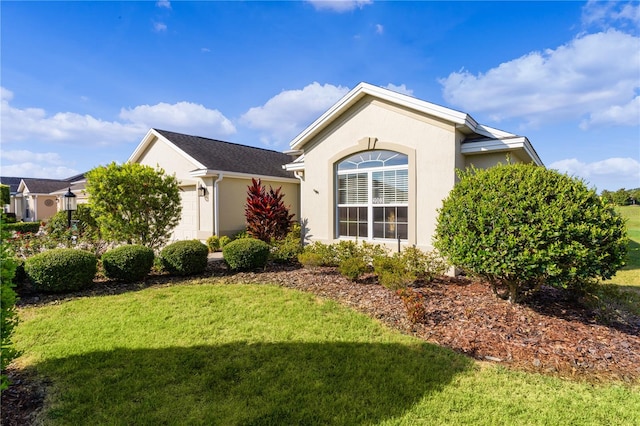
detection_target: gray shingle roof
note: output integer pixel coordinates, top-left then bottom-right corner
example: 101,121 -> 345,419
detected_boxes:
0,177 -> 24,194
155,129 -> 295,179
20,178 -> 70,194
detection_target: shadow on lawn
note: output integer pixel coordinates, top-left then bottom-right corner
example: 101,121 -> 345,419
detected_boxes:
34,341 -> 472,425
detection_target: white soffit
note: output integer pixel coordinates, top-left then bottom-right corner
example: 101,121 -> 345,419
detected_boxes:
461,137 -> 544,166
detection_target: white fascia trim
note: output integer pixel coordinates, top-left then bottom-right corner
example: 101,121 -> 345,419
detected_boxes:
473,124 -> 516,139
188,169 -> 299,184
461,137 -> 544,166
284,162 -> 305,172
127,129 -> 207,170
289,82 -> 473,150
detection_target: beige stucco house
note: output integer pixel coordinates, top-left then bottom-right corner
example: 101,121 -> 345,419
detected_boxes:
284,82 -> 542,251
128,129 -> 300,241
1,175 -> 87,222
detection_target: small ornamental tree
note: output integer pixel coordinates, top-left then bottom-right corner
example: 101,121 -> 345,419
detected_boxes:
0,184 -> 10,206
434,163 -> 627,303
86,162 -> 182,251
245,178 -> 294,242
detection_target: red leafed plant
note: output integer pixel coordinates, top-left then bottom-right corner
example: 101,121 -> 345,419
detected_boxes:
245,178 -> 295,242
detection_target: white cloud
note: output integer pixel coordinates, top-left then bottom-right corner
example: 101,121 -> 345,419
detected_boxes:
385,83 -> 413,96
119,101 -> 236,136
440,30 -> 640,128
582,1 -> 640,30
1,87 -> 235,146
1,87 -> 146,145
240,82 -> 349,145
153,22 -> 167,32
375,24 -> 384,35
581,95 -> 640,129
156,0 -> 171,9
307,0 -> 372,13
0,149 -> 79,179
549,157 -> 640,191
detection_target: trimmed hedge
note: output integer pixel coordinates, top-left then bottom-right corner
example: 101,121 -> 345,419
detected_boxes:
4,222 -> 41,234
223,238 -> 270,271
160,240 -> 209,276
24,248 -> 97,293
102,245 -> 154,282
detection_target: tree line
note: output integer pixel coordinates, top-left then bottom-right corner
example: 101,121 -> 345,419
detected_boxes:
600,188 -> 640,206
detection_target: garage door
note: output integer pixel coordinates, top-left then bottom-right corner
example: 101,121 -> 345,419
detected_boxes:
171,185 -> 197,240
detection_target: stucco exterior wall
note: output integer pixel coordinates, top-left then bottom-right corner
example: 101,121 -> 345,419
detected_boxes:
218,177 -> 300,237
136,136 -> 199,179
299,96 -> 458,251
465,151 -> 526,169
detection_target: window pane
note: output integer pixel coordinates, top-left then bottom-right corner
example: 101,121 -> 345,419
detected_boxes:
397,224 -> 408,239
358,207 -> 368,221
397,207 -> 408,223
358,223 -> 368,238
373,222 -> 384,238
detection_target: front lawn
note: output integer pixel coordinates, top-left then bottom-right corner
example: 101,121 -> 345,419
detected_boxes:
13,282 -> 639,425
606,205 -> 640,289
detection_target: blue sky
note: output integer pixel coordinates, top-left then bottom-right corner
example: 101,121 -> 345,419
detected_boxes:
1,0 -> 639,192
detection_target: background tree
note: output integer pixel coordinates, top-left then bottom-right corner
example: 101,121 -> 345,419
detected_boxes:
245,178 -> 294,242
0,184 -> 10,206
434,163 -> 627,303
612,188 -> 630,206
86,162 -> 181,251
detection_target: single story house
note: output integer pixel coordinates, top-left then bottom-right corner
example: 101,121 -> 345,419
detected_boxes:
3,82 -> 542,250
1,174 -> 87,222
284,82 -> 542,251
128,129 -> 300,240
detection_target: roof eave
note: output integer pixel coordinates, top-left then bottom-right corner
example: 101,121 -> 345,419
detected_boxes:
461,137 -> 544,166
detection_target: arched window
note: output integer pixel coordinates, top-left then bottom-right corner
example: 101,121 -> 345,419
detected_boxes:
336,150 -> 408,240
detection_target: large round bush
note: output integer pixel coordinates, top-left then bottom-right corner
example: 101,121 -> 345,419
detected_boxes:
434,163 -> 627,303
102,244 -> 154,282
25,248 -> 97,293
160,240 -> 208,276
223,238 -> 270,271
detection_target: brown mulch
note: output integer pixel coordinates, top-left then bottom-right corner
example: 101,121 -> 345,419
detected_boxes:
3,260 -> 639,425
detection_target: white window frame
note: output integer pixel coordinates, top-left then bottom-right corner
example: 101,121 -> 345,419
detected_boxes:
336,151 -> 408,241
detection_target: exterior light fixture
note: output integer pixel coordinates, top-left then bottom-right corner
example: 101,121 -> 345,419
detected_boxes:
198,184 -> 207,197
62,187 -> 77,228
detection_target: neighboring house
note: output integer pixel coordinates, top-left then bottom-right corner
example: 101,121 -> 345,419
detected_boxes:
128,129 -> 300,240
1,175 -> 87,222
284,82 -> 543,251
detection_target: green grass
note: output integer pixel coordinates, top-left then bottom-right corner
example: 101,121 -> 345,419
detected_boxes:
603,206 -> 640,295
14,282 -> 639,425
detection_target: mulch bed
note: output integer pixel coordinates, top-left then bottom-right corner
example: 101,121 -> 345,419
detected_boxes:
3,260 -> 639,425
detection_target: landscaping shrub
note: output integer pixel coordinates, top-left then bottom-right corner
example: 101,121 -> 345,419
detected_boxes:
44,204 -> 107,255
245,178 -> 295,242
223,238 -> 270,271
160,240 -> 208,276
101,245 -> 154,282
1,229 -> 19,391
299,240 -> 387,267
24,248 -> 97,293
398,246 -> 448,283
219,235 -> 232,249
373,254 -> 416,290
397,288 -> 427,324
270,223 -> 303,263
206,235 -> 220,252
339,256 -> 368,281
5,222 -> 41,234
297,251 -> 324,268
434,163 -> 628,303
